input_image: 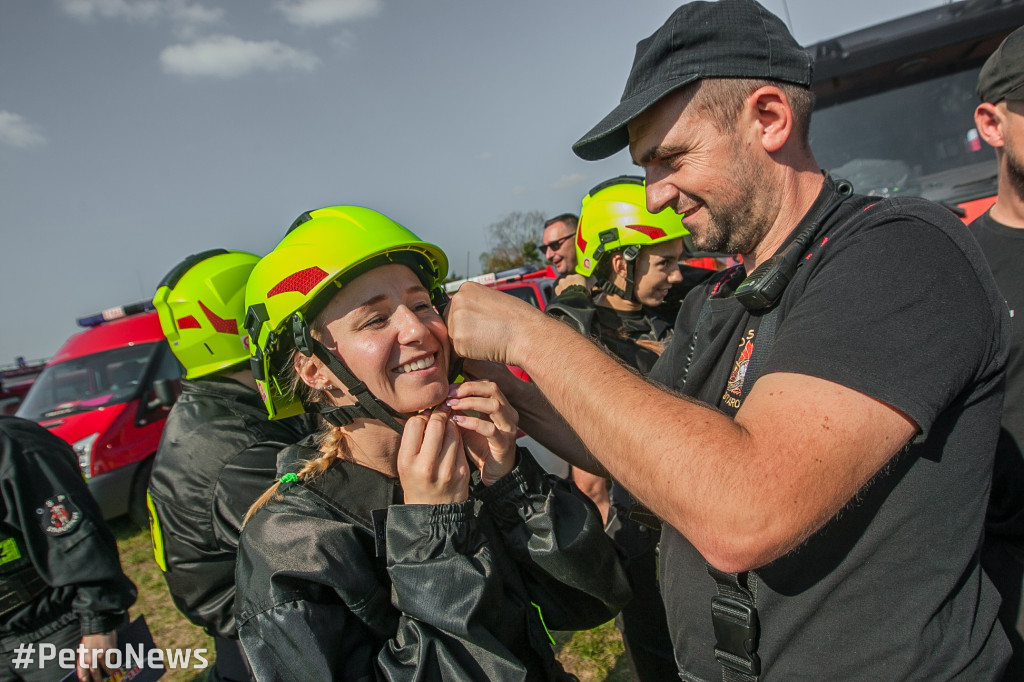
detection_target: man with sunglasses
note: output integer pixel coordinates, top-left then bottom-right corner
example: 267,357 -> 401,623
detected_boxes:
540,214 -> 578,288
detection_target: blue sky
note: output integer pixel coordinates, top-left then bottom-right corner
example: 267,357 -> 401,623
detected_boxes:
1,0 -> 943,364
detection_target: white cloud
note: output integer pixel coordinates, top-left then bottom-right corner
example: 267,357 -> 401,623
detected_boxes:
0,111 -> 46,148
58,0 -> 161,21
551,173 -> 588,190
330,28 -> 358,50
160,34 -> 320,78
275,0 -> 381,27
477,151 -> 492,161
57,0 -> 223,36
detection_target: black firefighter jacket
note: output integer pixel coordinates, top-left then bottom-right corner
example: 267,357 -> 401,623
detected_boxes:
235,444 -> 632,682
147,377 -> 307,639
0,416 -> 136,638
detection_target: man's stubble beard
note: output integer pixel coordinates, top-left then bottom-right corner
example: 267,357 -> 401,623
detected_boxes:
690,145 -> 774,256
1005,142 -> 1024,203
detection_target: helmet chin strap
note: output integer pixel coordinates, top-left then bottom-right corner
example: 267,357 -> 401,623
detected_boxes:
308,339 -> 407,433
597,245 -> 640,303
291,313 -> 406,434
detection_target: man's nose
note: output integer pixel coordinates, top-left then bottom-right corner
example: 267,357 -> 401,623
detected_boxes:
645,169 -> 676,213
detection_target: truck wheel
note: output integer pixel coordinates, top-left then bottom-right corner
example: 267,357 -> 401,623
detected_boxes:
128,458 -> 154,528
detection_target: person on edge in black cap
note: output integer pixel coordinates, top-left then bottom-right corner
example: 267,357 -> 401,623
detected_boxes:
444,0 -> 1012,678
970,24 -> 1024,681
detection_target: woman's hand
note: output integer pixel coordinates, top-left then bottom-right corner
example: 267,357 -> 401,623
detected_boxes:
447,380 -> 518,486
398,405 -> 470,504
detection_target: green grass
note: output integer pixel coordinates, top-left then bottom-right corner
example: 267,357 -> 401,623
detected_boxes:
112,518 -> 631,682
554,621 -> 633,682
110,518 -> 213,681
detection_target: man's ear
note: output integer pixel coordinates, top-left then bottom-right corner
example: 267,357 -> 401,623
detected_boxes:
748,86 -> 792,154
975,102 -> 1006,150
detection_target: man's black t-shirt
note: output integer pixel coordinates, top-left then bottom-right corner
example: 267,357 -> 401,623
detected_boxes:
969,209 -> 1024,675
650,186 -> 1011,680
970,211 -> 1024,540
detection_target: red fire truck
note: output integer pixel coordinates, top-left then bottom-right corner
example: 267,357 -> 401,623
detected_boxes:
16,302 -> 183,525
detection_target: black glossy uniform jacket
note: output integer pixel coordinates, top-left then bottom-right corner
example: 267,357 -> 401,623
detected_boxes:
147,377 -> 307,639
0,416 -> 136,639
235,442 -> 632,682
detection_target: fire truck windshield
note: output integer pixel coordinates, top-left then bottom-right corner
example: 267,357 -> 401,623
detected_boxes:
809,66 -> 997,206
17,343 -> 160,421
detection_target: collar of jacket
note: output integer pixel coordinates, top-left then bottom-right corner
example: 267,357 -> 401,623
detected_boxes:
181,375 -> 264,405
292,448 -> 404,532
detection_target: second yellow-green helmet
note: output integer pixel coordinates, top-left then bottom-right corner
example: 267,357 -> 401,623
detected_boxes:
244,206 -> 448,421
153,249 -> 260,379
575,175 -> 689,277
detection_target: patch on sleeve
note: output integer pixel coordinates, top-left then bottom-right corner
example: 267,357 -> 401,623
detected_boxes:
36,494 -> 82,535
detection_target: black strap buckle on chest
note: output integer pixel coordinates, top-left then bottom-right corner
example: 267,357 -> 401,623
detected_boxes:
707,567 -> 761,681
626,502 -> 662,531
0,565 -> 48,617
711,595 -> 760,678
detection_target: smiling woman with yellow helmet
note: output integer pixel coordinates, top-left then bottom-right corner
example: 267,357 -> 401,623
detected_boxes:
234,206 -> 630,682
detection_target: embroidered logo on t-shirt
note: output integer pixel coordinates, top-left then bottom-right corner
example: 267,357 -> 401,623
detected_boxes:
723,331 -> 755,410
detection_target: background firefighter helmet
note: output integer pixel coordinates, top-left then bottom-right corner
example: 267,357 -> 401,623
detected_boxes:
153,249 -> 260,379
244,206 -> 448,421
574,175 -> 690,281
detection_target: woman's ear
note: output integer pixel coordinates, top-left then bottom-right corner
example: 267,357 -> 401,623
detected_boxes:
294,351 -> 331,391
611,252 -> 628,279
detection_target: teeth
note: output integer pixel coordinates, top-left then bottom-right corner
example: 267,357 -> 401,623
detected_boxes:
398,355 -> 435,374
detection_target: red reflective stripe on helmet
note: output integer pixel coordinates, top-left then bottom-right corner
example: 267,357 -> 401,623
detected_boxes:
624,224 -> 667,239
177,315 -> 201,330
199,300 -> 239,335
576,226 -> 587,253
267,266 -> 330,297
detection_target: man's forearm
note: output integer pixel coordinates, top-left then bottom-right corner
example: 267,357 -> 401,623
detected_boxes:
500,309 -> 913,573
448,283 -> 913,572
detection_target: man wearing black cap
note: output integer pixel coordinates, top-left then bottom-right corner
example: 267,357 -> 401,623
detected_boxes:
447,0 -> 1012,679
971,24 -> 1024,681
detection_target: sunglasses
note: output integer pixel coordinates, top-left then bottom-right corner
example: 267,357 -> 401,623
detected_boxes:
540,234 -> 574,253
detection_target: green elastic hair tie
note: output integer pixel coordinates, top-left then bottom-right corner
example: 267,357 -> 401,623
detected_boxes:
280,473 -> 298,484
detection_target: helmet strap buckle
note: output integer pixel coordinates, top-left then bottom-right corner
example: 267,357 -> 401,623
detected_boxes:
593,228 -> 620,261
291,312 -> 315,358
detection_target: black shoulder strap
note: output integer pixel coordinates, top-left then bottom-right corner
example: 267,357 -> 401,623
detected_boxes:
707,304 -> 779,682
740,307 -> 779,401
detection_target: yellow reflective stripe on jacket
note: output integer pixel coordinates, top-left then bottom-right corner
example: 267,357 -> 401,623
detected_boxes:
146,490 -> 168,572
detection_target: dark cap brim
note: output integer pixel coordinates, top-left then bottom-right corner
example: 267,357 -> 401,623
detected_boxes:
572,75 -> 699,161
1005,82 -> 1024,102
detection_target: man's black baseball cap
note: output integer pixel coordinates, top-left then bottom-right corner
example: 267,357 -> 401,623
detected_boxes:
977,25 -> 1024,104
572,0 -> 813,161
